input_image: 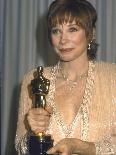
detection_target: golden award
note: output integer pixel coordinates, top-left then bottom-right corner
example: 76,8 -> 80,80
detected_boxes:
29,66 -> 53,155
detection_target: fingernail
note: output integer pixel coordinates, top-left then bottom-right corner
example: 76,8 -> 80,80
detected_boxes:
46,149 -> 52,154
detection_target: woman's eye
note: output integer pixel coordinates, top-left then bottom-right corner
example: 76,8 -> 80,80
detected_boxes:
51,28 -> 61,35
69,27 -> 78,32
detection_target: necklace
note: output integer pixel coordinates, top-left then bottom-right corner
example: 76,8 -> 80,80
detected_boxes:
58,62 -> 88,91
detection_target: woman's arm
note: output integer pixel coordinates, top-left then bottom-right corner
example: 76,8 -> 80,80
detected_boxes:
15,73 -> 32,154
46,135 -> 116,155
94,66 -> 116,155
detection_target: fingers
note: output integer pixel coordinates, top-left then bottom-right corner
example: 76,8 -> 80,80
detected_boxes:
27,118 -> 48,134
45,106 -> 53,115
46,143 -> 71,155
29,107 -> 51,116
28,106 -> 53,116
27,107 -> 52,134
47,147 -> 69,155
46,145 -> 61,155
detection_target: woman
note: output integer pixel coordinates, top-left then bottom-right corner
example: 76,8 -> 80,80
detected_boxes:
15,0 -> 116,154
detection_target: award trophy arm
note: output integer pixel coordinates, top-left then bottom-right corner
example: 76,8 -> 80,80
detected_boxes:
29,66 -> 53,155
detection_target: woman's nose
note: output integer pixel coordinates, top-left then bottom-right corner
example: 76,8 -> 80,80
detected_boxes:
60,32 -> 68,44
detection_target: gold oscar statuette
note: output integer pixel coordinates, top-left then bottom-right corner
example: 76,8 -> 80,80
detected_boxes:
29,66 -> 53,155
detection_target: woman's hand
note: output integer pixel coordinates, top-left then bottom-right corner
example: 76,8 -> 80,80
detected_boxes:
27,106 -> 52,134
46,138 -> 96,155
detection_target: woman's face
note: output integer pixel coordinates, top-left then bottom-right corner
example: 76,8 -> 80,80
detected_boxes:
51,21 -> 88,62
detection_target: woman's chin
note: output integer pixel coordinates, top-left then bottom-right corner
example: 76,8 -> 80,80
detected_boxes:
59,56 -> 75,62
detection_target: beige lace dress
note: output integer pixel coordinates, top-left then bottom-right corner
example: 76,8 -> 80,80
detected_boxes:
15,61 -> 116,155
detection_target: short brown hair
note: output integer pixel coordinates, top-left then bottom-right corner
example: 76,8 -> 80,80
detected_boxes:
47,0 -> 98,60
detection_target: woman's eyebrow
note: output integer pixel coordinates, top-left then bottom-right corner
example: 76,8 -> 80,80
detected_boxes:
67,24 -> 78,27
51,23 -> 78,29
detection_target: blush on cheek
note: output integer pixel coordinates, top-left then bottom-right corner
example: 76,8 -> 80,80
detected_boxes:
51,36 -> 57,45
51,35 -> 61,47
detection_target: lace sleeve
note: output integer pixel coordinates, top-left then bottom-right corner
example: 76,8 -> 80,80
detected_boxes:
95,64 -> 116,155
15,73 -> 32,155
94,102 -> 116,155
94,136 -> 115,154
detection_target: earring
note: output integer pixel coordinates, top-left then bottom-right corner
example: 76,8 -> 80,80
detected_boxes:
88,43 -> 91,50
88,40 -> 93,51
87,39 -> 98,53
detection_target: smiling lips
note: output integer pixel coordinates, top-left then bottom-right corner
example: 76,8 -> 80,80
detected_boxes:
59,48 -> 74,53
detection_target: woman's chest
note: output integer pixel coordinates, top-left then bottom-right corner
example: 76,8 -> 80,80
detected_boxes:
54,84 -> 85,126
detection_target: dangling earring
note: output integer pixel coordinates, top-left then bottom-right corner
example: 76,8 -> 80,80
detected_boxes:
88,40 -> 93,51
88,30 -> 96,51
88,42 -> 91,50
87,30 -> 98,60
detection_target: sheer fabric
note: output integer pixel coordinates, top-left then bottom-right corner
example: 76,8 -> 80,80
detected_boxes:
15,61 -> 116,154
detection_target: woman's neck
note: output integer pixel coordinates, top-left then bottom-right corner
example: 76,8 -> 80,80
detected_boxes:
59,58 -> 89,81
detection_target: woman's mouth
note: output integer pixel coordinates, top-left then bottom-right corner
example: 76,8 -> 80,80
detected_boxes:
59,48 -> 74,53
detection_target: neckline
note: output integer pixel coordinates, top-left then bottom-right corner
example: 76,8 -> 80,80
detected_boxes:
48,61 -> 95,139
